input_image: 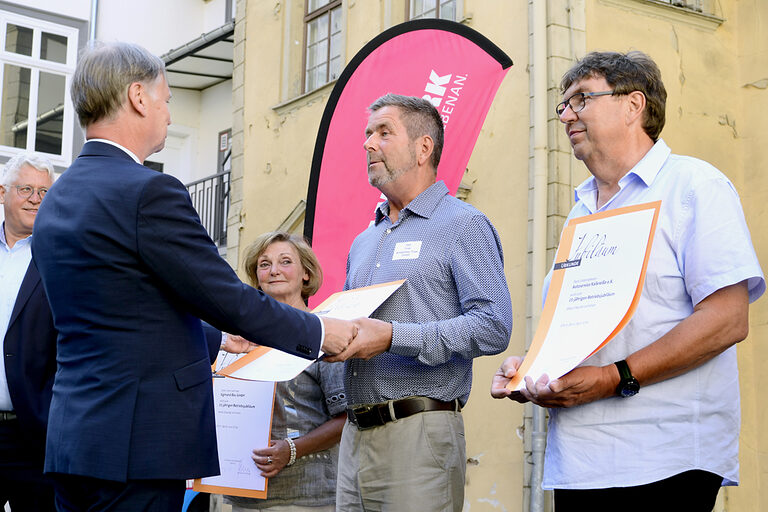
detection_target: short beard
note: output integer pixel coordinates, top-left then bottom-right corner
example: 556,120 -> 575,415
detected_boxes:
367,148 -> 417,188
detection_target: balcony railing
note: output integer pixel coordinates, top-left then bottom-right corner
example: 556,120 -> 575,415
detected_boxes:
185,170 -> 230,248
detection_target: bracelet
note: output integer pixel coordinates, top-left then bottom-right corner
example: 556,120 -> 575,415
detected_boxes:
285,437 -> 297,466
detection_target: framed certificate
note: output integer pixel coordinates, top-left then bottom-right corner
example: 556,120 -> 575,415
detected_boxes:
508,201 -> 661,390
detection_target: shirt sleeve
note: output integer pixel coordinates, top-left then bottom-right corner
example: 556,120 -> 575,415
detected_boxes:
679,175 -> 765,305
389,215 -> 513,365
318,361 -> 348,416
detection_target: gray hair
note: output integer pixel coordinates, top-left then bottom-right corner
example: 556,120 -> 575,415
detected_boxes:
1,153 -> 56,186
71,41 -> 166,127
368,94 -> 444,171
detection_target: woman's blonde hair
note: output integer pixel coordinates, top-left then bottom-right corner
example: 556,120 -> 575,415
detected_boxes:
242,231 -> 322,300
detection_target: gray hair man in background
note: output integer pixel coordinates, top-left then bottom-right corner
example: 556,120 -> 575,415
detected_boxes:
0,153 -> 57,511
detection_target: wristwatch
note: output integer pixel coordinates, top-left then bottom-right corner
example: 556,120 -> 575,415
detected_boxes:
614,360 -> 640,397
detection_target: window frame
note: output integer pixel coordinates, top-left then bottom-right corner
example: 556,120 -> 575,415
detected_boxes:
407,0 -> 462,21
302,0 -> 342,94
0,9 -> 78,166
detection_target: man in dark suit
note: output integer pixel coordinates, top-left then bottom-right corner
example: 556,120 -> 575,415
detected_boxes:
32,42 -> 357,511
0,153 -> 57,511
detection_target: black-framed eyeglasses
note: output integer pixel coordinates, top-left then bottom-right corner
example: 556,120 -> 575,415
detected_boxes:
12,185 -> 48,199
556,91 -> 615,117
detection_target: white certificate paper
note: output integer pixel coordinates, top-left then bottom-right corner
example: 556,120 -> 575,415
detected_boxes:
218,280 -> 406,382
193,371 -> 276,498
509,201 -> 661,391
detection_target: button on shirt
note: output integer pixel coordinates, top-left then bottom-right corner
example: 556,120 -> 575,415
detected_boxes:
0,223 -> 33,411
542,139 -> 765,489
344,181 -> 513,406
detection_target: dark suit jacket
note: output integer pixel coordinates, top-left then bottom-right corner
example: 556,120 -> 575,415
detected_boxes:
3,260 -> 57,450
32,141 -> 322,482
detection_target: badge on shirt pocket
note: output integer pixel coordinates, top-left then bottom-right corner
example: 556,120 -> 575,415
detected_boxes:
392,241 -> 422,260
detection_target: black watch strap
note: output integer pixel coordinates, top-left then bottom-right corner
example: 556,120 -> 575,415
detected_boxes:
614,360 -> 640,397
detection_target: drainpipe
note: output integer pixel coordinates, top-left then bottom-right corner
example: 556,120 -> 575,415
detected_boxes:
530,0 -> 548,511
89,0 -> 98,42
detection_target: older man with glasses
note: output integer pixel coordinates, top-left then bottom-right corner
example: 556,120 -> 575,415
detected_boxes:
492,51 -> 764,510
0,153 -> 57,512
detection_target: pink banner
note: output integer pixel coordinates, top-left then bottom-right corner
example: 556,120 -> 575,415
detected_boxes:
305,19 -> 512,306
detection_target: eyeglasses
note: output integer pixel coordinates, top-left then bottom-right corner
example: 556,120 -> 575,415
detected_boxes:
12,185 -> 48,199
556,91 -> 615,117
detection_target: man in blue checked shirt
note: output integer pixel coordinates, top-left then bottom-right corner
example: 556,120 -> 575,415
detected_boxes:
326,94 -> 513,512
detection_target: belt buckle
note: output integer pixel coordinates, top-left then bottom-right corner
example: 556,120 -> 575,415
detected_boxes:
351,404 -> 379,431
352,404 -> 374,417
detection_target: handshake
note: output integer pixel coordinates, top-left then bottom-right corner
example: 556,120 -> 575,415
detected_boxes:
319,317 -> 392,362
222,317 -> 392,362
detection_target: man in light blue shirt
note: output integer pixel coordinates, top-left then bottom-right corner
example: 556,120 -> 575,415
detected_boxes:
492,51 -> 764,511
0,153 -> 57,511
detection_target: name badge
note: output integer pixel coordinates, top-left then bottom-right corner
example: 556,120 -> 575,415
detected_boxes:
392,241 -> 422,260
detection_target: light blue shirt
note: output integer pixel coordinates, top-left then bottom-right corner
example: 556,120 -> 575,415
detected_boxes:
344,181 -> 513,406
543,139 -> 765,489
0,223 -> 33,411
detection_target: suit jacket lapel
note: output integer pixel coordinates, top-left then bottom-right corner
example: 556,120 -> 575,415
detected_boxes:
8,261 -> 41,331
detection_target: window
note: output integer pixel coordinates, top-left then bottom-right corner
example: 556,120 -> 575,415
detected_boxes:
0,10 -> 77,164
648,0 -> 714,14
409,0 -> 459,21
304,0 -> 342,93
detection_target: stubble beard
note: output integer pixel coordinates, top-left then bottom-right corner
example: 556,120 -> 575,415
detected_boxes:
367,150 -> 417,188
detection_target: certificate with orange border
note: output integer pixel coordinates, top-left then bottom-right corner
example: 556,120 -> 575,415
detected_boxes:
193,374 -> 276,498
217,280 -> 406,382
508,201 -> 661,391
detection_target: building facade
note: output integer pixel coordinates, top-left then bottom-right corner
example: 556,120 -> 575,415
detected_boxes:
0,0 -> 235,246
1,0 -> 764,510
233,1 -> 768,511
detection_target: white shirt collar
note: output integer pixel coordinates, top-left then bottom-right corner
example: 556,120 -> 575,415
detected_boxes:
574,139 -> 672,210
0,222 -> 31,251
88,138 -> 142,164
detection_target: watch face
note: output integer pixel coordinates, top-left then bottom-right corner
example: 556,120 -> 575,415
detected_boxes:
620,379 -> 640,397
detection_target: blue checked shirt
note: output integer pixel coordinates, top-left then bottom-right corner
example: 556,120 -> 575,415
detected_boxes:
344,181 -> 513,406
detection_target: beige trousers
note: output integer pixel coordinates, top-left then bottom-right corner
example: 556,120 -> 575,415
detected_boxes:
230,504 -> 335,512
335,410 -> 466,512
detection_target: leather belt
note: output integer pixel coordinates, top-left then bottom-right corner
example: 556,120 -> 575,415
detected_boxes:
0,411 -> 17,421
347,397 -> 460,431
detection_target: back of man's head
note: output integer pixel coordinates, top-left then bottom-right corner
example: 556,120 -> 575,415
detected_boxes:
368,94 -> 444,171
71,41 -> 165,128
560,50 -> 667,141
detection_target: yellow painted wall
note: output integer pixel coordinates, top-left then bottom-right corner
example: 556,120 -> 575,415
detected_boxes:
238,1 -> 766,510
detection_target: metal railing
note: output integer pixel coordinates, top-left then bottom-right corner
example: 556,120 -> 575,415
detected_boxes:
185,170 -> 230,247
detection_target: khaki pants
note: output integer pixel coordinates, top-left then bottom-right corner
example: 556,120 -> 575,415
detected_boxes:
336,410 -> 465,512
230,505 -> 335,512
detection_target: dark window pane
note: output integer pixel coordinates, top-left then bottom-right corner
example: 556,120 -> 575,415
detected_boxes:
35,72 -> 65,154
1,64 -> 31,149
144,160 -> 164,172
41,32 -> 68,64
5,24 -> 33,56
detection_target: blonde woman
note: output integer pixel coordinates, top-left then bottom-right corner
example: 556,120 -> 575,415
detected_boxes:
226,232 -> 345,512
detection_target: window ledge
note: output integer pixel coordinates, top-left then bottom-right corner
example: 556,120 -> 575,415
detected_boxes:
272,80 -> 337,115
598,0 -> 724,30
